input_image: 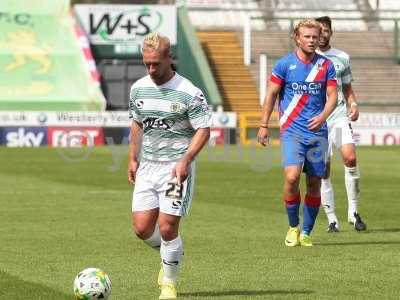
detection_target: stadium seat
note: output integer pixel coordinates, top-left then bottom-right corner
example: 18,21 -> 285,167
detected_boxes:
187,0 -> 266,30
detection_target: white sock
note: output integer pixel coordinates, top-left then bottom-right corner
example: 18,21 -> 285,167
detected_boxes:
144,224 -> 161,250
321,178 -> 338,225
345,166 -> 360,219
160,236 -> 183,284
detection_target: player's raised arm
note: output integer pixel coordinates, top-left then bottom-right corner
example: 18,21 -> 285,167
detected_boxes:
258,81 -> 281,146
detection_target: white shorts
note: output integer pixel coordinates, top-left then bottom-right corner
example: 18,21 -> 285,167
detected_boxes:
327,118 -> 355,158
132,159 -> 196,217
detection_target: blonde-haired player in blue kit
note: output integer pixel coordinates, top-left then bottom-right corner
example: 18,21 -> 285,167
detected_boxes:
316,16 -> 367,232
258,19 -> 338,247
128,33 -> 211,299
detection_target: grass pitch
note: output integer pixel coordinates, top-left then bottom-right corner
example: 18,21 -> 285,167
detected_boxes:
0,145 -> 399,300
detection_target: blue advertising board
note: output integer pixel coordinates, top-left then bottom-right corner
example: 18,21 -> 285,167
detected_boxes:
0,127 -> 48,147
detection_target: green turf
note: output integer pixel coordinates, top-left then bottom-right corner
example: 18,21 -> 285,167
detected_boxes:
0,145 -> 399,300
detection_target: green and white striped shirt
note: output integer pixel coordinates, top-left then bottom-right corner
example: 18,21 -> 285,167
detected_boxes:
317,47 -> 353,124
129,72 -> 212,161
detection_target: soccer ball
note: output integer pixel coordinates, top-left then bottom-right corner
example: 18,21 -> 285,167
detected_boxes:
73,267 -> 112,300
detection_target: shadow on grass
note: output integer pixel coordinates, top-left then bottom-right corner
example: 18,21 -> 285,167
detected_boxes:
180,289 -> 314,298
0,270 -> 70,299
317,241 -> 400,246
367,228 -> 400,233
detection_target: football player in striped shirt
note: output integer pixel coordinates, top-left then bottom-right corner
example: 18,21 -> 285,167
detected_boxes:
316,16 -> 366,232
128,33 -> 211,299
258,19 -> 338,247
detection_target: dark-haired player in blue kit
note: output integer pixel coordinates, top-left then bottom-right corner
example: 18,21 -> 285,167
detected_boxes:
258,19 -> 338,247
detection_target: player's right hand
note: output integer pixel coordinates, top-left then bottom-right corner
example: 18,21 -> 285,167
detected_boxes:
128,160 -> 139,184
257,128 -> 270,146
171,158 -> 190,185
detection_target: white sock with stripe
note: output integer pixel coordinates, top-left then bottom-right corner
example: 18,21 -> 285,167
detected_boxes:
160,236 -> 183,284
321,178 -> 338,225
345,166 -> 360,220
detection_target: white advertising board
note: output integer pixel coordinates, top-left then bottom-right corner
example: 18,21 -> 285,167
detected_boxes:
74,5 -> 177,46
0,111 -> 237,128
184,0 -> 222,7
352,113 -> 400,145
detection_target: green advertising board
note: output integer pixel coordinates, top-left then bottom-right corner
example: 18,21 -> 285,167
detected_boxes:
0,0 -> 106,111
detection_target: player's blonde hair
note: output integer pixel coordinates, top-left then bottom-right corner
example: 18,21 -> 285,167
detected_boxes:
141,32 -> 171,57
292,19 -> 321,44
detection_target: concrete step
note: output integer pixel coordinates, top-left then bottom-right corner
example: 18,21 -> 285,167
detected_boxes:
198,30 -> 260,114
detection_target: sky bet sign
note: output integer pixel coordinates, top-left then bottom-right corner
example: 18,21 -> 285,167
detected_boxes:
0,127 -> 47,147
74,5 -> 176,56
0,127 -> 105,147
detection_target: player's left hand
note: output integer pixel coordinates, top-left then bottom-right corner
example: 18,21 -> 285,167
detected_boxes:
308,115 -> 325,131
172,158 -> 190,185
348,103 -> 359,121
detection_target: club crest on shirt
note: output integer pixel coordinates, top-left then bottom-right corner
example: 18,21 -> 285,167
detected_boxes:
170,102 -> 180,113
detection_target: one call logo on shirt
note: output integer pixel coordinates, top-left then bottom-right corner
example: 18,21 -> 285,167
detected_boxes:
291,82 -> 323,95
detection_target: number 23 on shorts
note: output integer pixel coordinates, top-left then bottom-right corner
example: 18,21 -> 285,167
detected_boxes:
165,181 -> 183,199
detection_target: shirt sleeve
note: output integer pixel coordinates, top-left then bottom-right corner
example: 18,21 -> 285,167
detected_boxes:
342,57 -> 353,85
327,62 -> 338,87
128,87 -> 142,124
270,59 -> 286,86
187,90 -> 212,129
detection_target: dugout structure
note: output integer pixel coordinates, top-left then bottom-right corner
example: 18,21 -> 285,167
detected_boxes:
239,111 -> 280,145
